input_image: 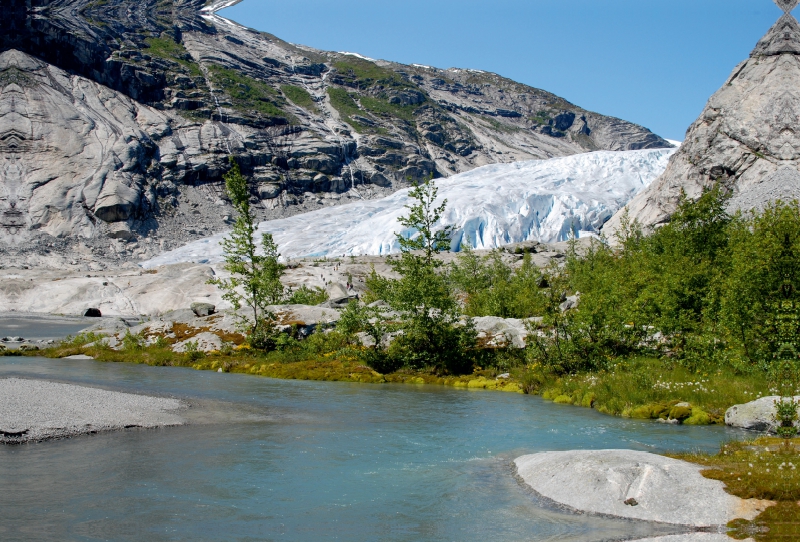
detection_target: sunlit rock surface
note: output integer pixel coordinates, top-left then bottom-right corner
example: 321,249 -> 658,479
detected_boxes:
606,12 -> 800,236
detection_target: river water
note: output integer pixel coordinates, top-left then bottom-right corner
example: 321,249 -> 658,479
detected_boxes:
0,352 -> 749,542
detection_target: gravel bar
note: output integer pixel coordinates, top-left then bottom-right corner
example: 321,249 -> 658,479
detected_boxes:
0,378 -> 187,444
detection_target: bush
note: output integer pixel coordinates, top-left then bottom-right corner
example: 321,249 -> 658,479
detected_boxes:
287,285 -> 329,305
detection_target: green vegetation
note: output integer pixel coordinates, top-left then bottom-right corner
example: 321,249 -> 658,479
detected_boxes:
360,178 -> 477,375
328,58 -> 426,130
451,247 -> 546,318
674,437 -> 800,540
360,96 -> 419,122
144,36 -> 202,77
208,65 -> 288,120
327,88 -> 369,132
281,84 -> 318,112
332,58 -> 412,89
522,356 -> 768,422
36,329 -> 522,393
286,285 -> 329,305
208,159 -> 285,349
530,110 -> 552,125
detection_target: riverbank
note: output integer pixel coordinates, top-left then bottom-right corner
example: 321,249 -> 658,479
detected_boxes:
25,338 -> 772,426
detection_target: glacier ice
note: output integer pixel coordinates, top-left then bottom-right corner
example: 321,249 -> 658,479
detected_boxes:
142,148 -> 675,268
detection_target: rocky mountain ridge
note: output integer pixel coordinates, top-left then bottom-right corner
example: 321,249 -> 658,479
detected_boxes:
605,10 -> 800,235
0,0 -> 671,269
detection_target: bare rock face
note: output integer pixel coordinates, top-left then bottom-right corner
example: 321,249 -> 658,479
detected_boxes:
0,0 -> 670,267
605,13 -> 800,236
0,49 -> 168,246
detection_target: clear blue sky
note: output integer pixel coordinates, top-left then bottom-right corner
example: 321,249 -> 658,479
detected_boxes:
221,0 -> 784,141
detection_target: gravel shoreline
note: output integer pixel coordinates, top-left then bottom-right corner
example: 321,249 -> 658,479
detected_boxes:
0,378 -> 187,444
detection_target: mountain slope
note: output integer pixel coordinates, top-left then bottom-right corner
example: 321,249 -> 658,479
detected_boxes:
0,0 -> 672,269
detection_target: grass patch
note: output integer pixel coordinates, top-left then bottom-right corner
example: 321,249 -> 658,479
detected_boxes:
672,437 -> 800,540
522,357 -> 769,424
144,37 -> 202,77
33,330 -> 522,393
208,65 -> 289,120
333,58 -> 412,89
360,96 -> 419,122
286,286 -> 329,305
281,84 -> 318,112
327,88 -> 371,132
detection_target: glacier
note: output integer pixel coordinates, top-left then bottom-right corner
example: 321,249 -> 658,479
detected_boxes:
141,148 -> 675,268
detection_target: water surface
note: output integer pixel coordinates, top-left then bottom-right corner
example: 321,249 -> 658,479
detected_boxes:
0,354 -> 746,542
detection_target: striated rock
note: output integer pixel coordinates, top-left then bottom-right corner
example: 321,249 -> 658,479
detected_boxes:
0,264 -> 222,316
605,12 -> 800,237
515,450 -> 771,527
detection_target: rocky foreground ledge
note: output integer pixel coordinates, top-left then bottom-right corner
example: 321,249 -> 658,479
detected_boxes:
514,450 -> 770,530
0,378 -> 186,444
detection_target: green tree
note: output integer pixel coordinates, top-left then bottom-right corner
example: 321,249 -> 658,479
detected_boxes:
366,177 -> 476,374
209,158 -> 285,346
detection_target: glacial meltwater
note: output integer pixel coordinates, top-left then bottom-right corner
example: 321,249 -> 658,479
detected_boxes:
0,321 -> 747,541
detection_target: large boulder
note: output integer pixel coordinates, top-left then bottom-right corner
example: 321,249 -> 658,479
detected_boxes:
724,396 -> 800,432
190,302 -> 216,317
515,450 -> 771,528
472,316 -> 534,349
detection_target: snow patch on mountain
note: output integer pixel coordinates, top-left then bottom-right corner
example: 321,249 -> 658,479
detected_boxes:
142,149 -> 675,268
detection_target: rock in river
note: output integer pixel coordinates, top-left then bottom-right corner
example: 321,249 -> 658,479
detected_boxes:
514,449 -> 771,527
725,396 -> 799,432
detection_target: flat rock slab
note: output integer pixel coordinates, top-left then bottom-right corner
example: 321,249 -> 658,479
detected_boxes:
0,378 -> 186,443
514,450 -> 771,527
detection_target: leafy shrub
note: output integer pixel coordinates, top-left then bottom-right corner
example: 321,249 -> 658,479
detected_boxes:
121,331 -> 145,351
183,341 -> 204,362
286,285 -> 329,305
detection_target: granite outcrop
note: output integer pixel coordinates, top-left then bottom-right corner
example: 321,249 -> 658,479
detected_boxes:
606,11 -> 800,236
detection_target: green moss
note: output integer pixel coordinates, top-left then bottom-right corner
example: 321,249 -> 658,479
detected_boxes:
683,408 -> 711,425
668,405 -> 693,421
629,403 -> 670,420
553,394 -> 573,404
281,84 -> 318,112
